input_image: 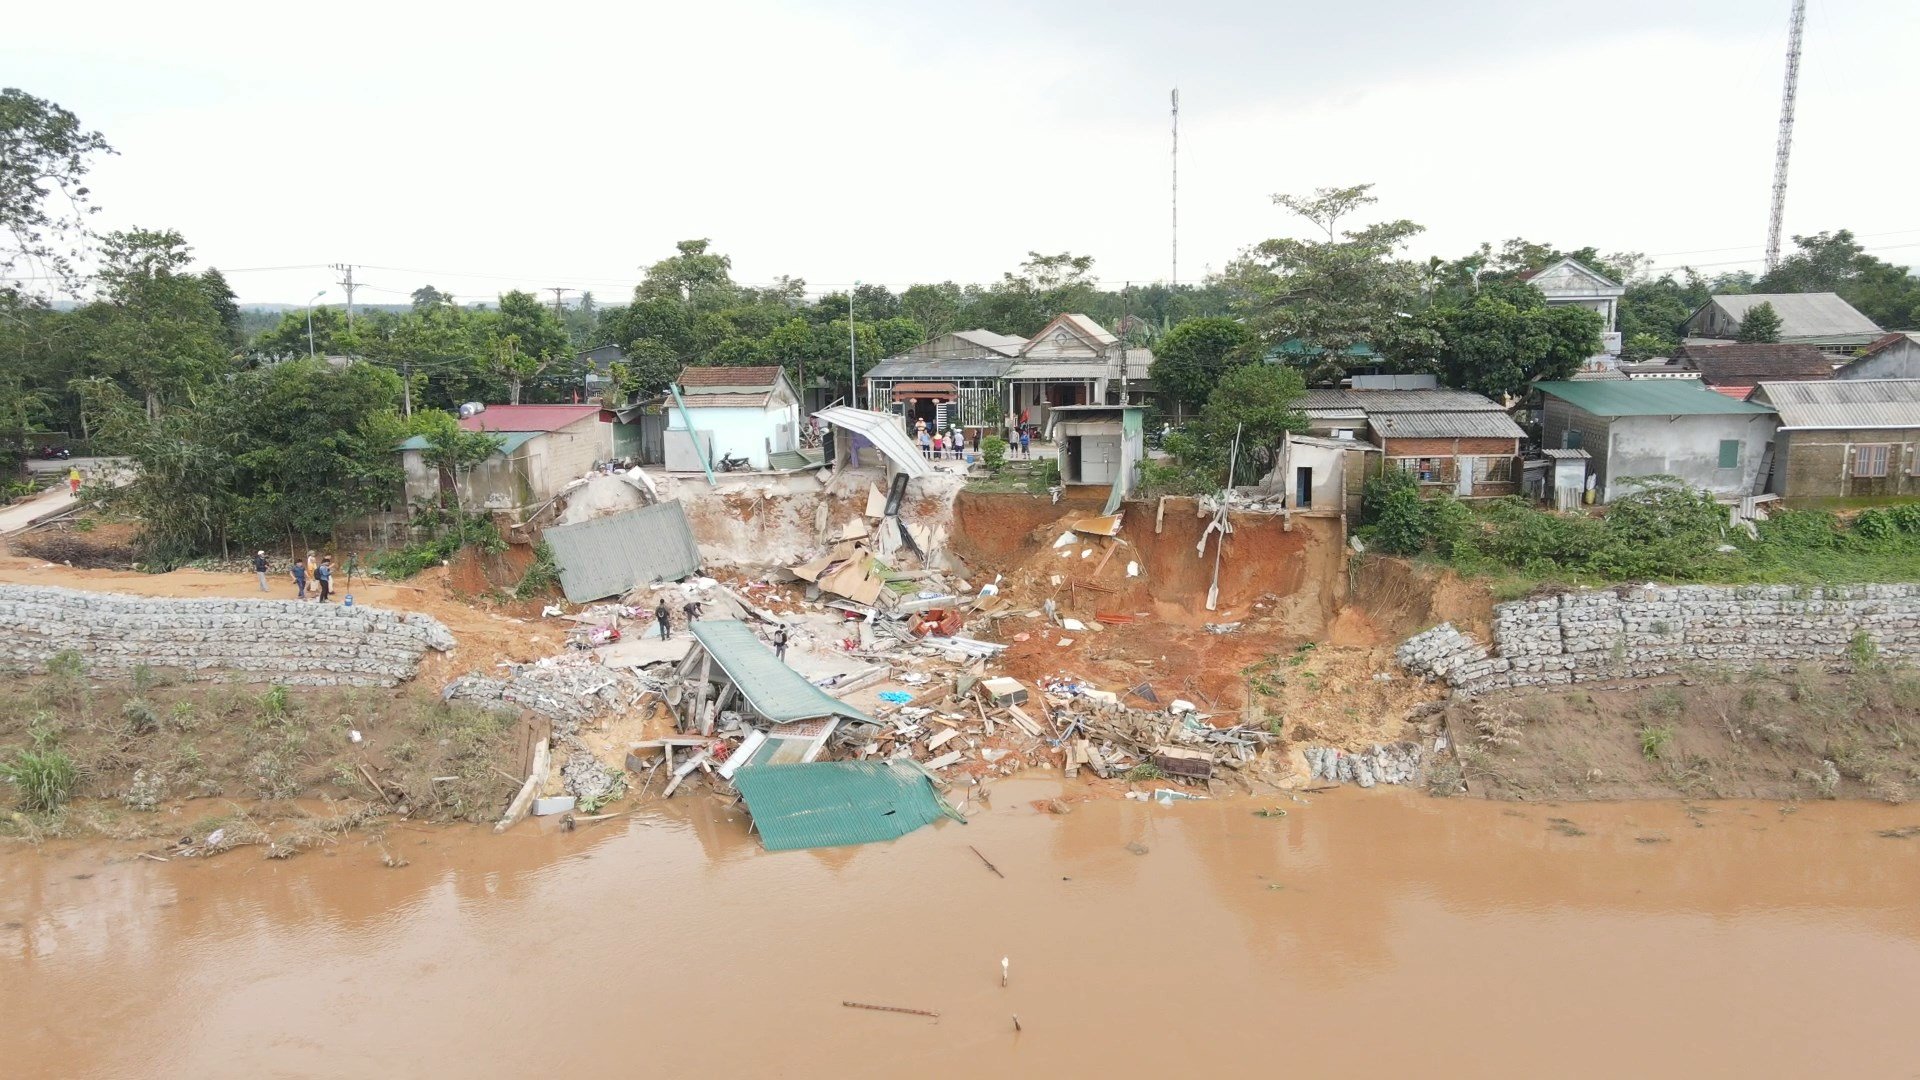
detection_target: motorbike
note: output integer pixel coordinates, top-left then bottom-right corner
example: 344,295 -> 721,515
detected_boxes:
717,453 -> 751,472
36,446 -> 72,461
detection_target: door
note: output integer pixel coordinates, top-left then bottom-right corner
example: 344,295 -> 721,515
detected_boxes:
1295,466 -> 1313,509
1455,455 -> 1474,497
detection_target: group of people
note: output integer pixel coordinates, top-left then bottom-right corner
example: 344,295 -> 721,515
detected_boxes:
1002,411 -> 1033,458
261,549 -> 336,602
653,598 -> 791,662
912,417 -> 971,461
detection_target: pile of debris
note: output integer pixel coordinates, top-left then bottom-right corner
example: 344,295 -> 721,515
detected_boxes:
443,655 -> 658,805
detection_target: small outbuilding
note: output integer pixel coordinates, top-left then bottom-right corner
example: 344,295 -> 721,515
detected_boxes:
1750,378 -> 1920,500
1838,333 -> 1920,381
665,366 -> 802,473
1536,380 -> 1778,502
396,403 -> 608,511
1271,433 -> 1380,517
1044,404 -> 1146,502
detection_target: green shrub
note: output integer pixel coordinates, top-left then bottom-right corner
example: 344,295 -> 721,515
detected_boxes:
1638,724 -> 1673,760
514,542 -> 560,601
980,436 -> 1007,473
2,747 -> 79,813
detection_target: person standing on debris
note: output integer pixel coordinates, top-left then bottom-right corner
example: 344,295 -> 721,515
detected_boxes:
654,600 -> 672,640
315,556 -> 334,603
290,557 -> 308,600
682,600 -> 702,627
252,550 -> 269,592
772,625 -> 789,662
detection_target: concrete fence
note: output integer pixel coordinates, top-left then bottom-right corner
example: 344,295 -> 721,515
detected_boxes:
1397,583 -> 1920,693
0,585 -> 456,687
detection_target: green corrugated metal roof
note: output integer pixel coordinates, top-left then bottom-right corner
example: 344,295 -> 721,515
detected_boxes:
395,431 -> 538,454
1535,380 -> 1777,417
768,448 -> 824,471
732,760 -> 951,851
690,619 -> 874,725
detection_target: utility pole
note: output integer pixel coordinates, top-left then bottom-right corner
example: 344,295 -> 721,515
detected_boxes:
1766,0 -> 1808,272
548,286 -> 573,318
330,264 -> 358,329
849,281 -> 860,410
1171,88 -> 1179,288
1118,282 -> 1131,404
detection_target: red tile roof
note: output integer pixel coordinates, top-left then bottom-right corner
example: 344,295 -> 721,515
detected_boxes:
458,404 -> 603,433
1708,384 -> 1756,400
1673,343 -> 1834,385
677,366 -> 784,388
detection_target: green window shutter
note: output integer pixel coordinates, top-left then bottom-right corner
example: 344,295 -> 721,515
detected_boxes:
1718,440 -> 1740,469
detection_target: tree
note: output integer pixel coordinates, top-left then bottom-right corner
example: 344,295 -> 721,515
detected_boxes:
974,251 -> 1099,335
1227,184 -> 1439,385
636,238 -> 737,309
90,228 -> 231,418
1430,282 -> 1602,400
0,89 -> 114,292
411,285 -> 450,310
1149,316 -> 1255,414
900,282 -> 963,339
415,409 -> 503,513
228,360 -> 406,543
485,290 -> 572,403
1757,230 -> 1920,330
1736,301 -> 1783,343
199,268 -> 243,347
1192,363 -> 1309,485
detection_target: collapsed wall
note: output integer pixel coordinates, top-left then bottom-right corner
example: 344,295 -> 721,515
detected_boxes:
0,585 -> 455,687
1398,583 -> 1920,693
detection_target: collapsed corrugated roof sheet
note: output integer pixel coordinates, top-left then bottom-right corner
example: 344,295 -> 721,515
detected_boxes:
689,619 -> 874,725
814,406 -> 933,478
543,501 -> 702,603
732,760 -> 953,851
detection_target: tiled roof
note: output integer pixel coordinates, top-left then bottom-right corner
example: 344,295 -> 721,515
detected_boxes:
1674,343 -> 1834,384
677,366 -> 784,388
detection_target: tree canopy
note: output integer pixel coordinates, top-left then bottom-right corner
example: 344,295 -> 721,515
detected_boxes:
1149,316 -> 1254,413
1736,301 -> 1783,343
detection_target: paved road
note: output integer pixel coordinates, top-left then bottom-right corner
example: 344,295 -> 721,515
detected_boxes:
24,456 -> 119,476
0,484 -> 79,536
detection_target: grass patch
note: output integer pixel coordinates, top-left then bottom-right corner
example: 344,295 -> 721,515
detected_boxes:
2,746 -> 80,813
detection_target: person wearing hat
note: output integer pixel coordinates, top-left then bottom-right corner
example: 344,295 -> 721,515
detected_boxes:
251,550 -> 269,592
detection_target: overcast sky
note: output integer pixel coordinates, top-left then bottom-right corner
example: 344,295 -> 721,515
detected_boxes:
9,0 -> 1917,305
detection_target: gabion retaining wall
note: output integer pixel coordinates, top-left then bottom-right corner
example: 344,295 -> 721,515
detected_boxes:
1396,584 -> 1920,693
0,585 -> 455,687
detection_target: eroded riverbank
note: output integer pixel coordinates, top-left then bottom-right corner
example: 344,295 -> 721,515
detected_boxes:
7,785 -> 1920,1078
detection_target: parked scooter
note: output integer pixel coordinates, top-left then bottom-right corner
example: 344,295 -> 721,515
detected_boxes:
717,453 -> 751,472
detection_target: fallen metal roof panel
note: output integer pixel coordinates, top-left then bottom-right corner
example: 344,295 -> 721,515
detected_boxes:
814,406 -> 933,478
689,619 -> 874,725
732,760 -> 950,851
543,501 -> 702,603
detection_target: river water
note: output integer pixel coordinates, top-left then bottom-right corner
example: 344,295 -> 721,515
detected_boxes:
6,785 -> 1920,1078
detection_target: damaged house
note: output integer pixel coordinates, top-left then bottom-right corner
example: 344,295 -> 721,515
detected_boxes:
1299,385 -> 1524,498
397,403 -> 608,512
666,366 -> 802,473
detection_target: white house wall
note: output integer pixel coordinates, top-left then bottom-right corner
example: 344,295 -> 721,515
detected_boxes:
1602,413 -> 1778,502
667,402 -> 799,470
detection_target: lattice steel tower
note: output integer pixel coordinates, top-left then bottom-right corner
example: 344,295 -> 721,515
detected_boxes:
1766,0 -> 1807,272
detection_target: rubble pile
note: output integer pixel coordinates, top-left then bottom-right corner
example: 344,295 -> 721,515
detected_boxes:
1303,742 -> 1425,787
442,655 -> 656,803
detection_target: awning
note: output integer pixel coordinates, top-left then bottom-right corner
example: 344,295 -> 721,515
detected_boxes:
812,405 -> 933,479
890,381 -> 957,400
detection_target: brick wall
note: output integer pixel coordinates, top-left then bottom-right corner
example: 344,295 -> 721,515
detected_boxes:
1378,436 -> 1519,497
1779,428 -> 1920,500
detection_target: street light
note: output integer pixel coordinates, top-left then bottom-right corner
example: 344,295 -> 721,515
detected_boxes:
849,280 -> 859,410
306,289 -> 328,360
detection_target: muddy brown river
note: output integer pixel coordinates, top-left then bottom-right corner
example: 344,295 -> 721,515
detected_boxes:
7,785 -> 1920,1078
